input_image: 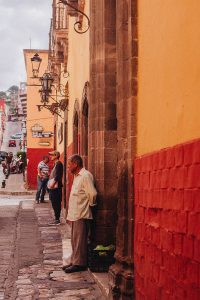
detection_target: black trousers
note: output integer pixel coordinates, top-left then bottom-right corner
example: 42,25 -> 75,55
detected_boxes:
49,188 -> 62,221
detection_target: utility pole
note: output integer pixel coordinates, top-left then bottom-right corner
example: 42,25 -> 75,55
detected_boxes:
63,84 -> 69,216
63,110 -> 67,212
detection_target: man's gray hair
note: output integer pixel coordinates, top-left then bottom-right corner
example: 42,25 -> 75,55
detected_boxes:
69,154 -> 83,167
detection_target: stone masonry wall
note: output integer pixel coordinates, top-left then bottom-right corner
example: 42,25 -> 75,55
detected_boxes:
134,138 -> 200,300
108,0 -> 136,298
89,0 -> 118,245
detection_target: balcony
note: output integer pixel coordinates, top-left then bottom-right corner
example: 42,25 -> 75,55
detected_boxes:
49,6 -> 68,74
53,4 -> 68,30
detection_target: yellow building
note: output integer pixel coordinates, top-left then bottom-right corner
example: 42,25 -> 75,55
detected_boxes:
66,0 -> 89,158
48,0 -> 90,207
137,0 -> 200,155
135,1 -> 200,299
24,49 -> 54,188
29,1 -> 200,299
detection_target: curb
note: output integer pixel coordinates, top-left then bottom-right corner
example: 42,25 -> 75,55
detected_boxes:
88,269 -> 109,299
0,191 -> 36,196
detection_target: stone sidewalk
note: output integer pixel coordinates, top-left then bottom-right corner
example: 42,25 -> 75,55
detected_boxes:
6,200 -> 106,300
0,171 -> 108,299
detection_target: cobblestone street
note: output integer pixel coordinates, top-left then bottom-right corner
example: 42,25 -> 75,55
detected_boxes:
0,196 -> 106,300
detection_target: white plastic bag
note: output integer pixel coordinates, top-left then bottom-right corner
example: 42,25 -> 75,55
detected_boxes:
47,178 -> 58,189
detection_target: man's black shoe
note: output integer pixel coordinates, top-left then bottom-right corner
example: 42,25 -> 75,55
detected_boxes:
48,220 -> 61,226
62,263 -> 72,271
64,265 -> 87,273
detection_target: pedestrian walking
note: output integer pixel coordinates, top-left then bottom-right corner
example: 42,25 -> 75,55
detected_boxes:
5,152 -> 13,176
35,155 -> 49,204
63,154 -> 97,273
48,151 -> 63,226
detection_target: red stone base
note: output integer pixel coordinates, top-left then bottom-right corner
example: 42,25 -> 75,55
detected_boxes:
134,138 -> 200,299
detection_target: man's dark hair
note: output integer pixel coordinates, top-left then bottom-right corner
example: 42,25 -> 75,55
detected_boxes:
43,155 -> 49,161
69,154 -> 83,167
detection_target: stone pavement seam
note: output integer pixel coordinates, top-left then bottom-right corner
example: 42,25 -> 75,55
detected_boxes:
3,202 -> 21,300
0,191 -> 35,196
11,201 -> 106,300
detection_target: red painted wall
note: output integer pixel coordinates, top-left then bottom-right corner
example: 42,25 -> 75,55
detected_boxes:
134,138 -> 200,300
27,148 -> 53,189
59,151 -> 65,209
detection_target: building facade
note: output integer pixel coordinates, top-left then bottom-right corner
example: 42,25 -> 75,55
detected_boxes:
32,0 -> 200,299
18,82 -> 27,118
134,1 -> 200,299
48,0 -> 135,298
24,49 -> 54,189
89,1 -> 135,298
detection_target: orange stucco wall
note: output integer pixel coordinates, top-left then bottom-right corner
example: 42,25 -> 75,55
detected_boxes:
24,49 -> 54,150
67,1 -> 89,146
137,1 -> 200,156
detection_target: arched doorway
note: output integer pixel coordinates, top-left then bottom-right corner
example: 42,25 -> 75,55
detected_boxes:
73,100 -> 79,154
80,82 -> 89,168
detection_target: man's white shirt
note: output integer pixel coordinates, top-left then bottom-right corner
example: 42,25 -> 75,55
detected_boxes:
67,168 -> 97,221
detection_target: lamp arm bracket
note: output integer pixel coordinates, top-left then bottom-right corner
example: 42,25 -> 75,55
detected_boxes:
58,0 -> 90,34
37,104 -> 64,119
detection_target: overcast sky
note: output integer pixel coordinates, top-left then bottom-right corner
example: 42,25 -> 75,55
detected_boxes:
0,0 -> 52,91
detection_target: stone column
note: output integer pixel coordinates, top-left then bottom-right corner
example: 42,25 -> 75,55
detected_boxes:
109,0 -> 137,299
89,0 -> 118,245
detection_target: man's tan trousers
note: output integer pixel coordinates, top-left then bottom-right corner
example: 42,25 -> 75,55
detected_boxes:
71,219 -> 90,266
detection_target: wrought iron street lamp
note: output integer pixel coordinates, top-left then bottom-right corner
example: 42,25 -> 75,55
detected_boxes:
40,72 -> 54,96
31,53 -> 42,78
30,54 -> 69,118
37,96 -> 68,118
39,89 -> 49,104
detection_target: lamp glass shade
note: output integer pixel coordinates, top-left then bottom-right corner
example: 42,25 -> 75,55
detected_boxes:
40,73 -> 54,94
31,53 -> 42,78
40,90 -> 49,103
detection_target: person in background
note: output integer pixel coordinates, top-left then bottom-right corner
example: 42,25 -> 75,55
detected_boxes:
36,155 -> 49,204
63,154 -> 97,273
48,151 -> 63,225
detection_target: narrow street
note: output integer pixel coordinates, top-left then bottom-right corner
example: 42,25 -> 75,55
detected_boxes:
0,119 -> 106,299
1,1 -> 200,299
0,118 -> 24,191
2,120 -> 21,154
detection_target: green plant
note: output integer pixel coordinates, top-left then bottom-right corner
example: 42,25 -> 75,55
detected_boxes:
94,244 -> 115,251
16,151 -> 27,166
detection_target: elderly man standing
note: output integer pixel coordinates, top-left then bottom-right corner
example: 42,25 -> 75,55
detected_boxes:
63,154 -> 97,273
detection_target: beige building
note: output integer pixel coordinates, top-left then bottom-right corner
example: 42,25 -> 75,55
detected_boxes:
48,0 -> 134,299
